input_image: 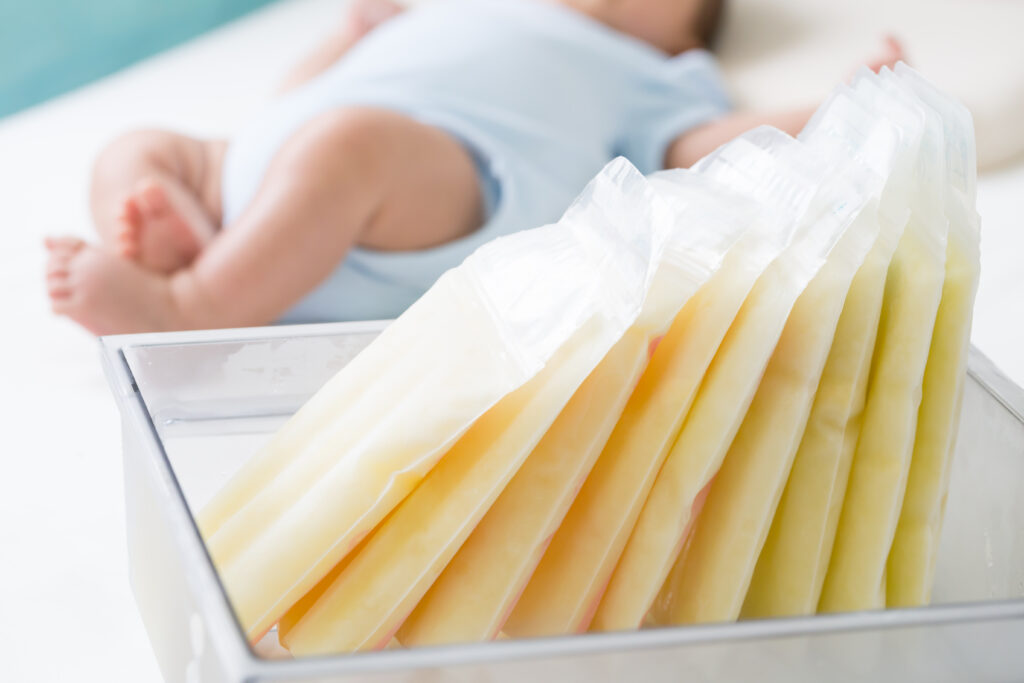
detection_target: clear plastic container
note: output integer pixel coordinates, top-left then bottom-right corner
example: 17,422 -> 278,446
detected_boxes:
100,321 -> 1024,683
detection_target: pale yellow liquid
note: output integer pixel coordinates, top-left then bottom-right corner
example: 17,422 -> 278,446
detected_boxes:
280,321 -> 609,655
197,272 -> 534,639
504,249 -> 764,638
648,219 -> 868,626
277,530 -> 369,640
742,225 -> 898,618
396,329 -> 649,646
887,233 -> 978,607
818,223 -> 945,613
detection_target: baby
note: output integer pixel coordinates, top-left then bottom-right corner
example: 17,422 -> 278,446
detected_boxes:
44,0 -> 903,334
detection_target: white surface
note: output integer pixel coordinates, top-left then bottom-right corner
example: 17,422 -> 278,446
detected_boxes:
0,0 -> 1021,680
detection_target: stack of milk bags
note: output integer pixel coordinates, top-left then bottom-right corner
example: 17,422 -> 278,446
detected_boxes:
197,65 -> 980,656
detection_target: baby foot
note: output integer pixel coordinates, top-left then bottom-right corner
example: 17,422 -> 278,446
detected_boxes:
116,177 -> 215,275
45,236 -> 177,335
346,0 -> 405,39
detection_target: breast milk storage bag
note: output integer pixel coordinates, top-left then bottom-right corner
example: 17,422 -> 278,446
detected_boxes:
199,158 -> 666,643
819,69 -> 950,614
886,64 -> 980,608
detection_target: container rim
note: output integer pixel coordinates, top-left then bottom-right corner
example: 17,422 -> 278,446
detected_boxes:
98,322 -> 1024,680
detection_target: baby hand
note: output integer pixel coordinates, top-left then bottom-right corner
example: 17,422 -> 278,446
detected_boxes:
849,35 -> 906,81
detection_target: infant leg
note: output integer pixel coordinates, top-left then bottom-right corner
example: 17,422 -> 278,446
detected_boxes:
171,107 -> 485,328
49,108 -> 483,334
90,130 -> 226,273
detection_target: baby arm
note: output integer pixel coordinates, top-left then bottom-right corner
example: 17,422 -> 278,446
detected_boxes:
665,36 -> 905,169
665,107 -> 816,168
277,0 -> 404,94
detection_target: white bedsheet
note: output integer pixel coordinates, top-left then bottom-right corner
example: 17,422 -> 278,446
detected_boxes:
0,1 -> 1020,680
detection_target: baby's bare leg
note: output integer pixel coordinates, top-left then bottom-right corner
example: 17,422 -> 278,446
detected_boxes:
48,108 -> 483,334
90,129 -> 225,273
171,108 -> 484,328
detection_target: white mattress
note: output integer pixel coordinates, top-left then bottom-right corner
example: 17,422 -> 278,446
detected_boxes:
1,1 -> 1021,680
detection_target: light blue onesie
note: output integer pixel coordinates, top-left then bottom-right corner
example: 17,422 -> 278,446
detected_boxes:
221,0 -> 731,323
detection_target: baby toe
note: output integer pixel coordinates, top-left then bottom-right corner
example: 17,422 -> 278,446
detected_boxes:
119,196 -> 143,228
134,179 -> 169,217
49,292 -> 75,316
48,285 -> 72,303
46,258 -> 69,278
46,272 -> 73,302
117,226 -> 141,258
44,236 -> 86,253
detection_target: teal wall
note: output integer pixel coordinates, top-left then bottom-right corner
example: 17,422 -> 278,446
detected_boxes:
0,0 -> 277,118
